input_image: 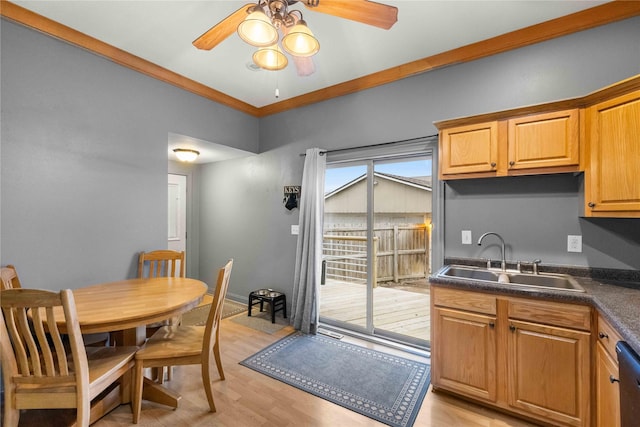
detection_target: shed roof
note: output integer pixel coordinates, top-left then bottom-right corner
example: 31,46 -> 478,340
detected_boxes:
325,172 -> 432,199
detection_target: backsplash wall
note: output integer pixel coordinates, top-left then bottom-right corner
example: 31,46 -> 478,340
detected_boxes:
443,174 -> 640,270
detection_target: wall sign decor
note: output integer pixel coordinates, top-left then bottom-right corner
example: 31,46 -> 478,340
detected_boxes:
284,186 -> 301,210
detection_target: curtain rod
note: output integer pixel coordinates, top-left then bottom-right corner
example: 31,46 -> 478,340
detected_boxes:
299,134 -> 438,156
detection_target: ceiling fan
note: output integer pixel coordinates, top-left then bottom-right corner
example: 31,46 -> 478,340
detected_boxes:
192,0 -> 398,76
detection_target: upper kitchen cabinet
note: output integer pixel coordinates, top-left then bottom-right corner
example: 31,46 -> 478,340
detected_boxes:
507,109 -> 580,171
584,88 -> 640,218
439,121 -> 499,176
437,107 -> 582,180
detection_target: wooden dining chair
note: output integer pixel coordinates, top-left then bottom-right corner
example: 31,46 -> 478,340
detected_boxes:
1,264 -> 22,290
1,264 -> 109,347
0,288 -> 139,427
138,249 -> 185,279
132,259 -> 233,423
134,249 -> 186,381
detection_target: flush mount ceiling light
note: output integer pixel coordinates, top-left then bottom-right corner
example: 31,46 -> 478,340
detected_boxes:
173,148 -> 200,162
193,0 -> 398,77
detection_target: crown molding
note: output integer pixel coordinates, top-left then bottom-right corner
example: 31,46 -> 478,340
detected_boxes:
2,0 -> 639,118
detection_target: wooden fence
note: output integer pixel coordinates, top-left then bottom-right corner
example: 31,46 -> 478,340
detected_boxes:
322,224 -> 429,285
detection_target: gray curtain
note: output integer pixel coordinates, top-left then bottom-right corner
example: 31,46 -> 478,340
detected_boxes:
291,148 -> 326,334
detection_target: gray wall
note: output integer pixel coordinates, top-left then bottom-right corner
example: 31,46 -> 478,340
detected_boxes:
201,15 -> 640,303
444,175 -> 640,270
198,147 -> 302,301
1,19 -> 258,291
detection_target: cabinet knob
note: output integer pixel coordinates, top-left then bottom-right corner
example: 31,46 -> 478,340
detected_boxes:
490,162 -> 497,168
489,322 -> 495,329
509,161 -> 515,167
588,202 -> 596,208
509,325 -> 516,332
599,332 -> 609,339
610,375 -> 620,384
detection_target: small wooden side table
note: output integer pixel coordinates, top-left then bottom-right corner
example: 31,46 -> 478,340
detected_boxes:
248,289 -> 287,323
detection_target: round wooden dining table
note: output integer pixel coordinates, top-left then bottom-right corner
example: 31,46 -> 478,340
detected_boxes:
54,276 -> 207,346
50,276 -> 208,422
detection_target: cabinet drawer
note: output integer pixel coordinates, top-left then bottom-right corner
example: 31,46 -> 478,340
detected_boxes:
433,287 -> 496,315
507,297 -> 591,331
597,313 -> 624,359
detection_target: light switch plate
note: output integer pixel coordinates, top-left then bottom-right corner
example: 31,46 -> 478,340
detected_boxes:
462,230 -> 472,245
291,225 -> 299,235
567,235 -> 582,252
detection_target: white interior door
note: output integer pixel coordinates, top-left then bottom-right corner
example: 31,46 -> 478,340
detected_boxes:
168,174 -> 187,257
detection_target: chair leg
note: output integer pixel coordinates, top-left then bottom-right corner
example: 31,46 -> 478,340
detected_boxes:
213,340 -> 225,381
77,390 -> 90,427
201,361 -> 217,413
132,361 -> 144,424
3,400 -> 19,427
155,367 -> 165,384
120,369 -> 133,404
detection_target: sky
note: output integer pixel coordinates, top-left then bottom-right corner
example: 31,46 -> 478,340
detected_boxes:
325,158 -> 432,193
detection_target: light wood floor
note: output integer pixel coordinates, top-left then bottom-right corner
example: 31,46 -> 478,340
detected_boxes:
7,314 -> 538,427
319,280 -> 430,341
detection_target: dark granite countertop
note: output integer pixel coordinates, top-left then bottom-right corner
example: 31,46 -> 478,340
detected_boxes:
430,265 -> 640,356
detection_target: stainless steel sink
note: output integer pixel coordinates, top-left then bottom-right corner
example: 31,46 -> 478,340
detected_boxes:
435,265 -> 585,292
440,266 -> 500,282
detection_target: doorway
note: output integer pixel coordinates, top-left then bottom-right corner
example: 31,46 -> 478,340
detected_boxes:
319,155 -> 433,349
168,174 -> 187,257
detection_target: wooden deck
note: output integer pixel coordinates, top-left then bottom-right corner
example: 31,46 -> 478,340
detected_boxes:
319,280 -> 430,342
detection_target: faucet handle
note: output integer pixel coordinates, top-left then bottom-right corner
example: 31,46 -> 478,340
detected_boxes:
486,258 -> 492,269
532,259 -> 542,274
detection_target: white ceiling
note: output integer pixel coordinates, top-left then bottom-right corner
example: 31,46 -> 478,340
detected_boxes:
12,0 -> 610,109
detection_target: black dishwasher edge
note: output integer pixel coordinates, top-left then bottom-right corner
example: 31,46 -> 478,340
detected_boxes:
616,341 -> 640,427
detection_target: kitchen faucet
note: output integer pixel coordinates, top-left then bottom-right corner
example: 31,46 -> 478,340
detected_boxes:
478,232 -> 507,271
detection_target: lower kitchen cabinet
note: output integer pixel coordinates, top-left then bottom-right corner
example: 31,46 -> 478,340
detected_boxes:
432,307 -> 497,402
431,286 -> 592,426
595,314 -> 622,427
507,319 -> 591,426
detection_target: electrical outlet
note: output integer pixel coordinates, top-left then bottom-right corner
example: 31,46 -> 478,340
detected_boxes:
567,235 -> 582,253
291,225 -> 299,235
461,230 -> 472,245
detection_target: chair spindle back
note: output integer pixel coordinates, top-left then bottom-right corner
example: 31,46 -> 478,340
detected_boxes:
138,250 -> 185,279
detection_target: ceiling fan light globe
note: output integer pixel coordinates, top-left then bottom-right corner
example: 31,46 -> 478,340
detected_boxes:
253,45 -> 288,71
282,21 -> 319,57
237,10 -> 278,47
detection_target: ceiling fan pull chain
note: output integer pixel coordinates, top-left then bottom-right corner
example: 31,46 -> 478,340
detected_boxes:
275,61 -> 280,98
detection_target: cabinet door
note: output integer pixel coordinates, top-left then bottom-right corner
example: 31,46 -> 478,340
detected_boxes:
440,121 -> 498,176
586,90 -> 640,217
432,307 -> 497,402
507,320 -> 590,426
507,109 -> 580,171
596,342 -> 621,427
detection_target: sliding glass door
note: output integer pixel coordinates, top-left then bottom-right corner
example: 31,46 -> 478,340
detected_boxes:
319,152 -> 433,349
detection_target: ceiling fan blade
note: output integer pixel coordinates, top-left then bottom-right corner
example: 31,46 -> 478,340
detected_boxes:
293,56 -> 316,77
193,3 -> 254,50
302,0 -> 398,30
